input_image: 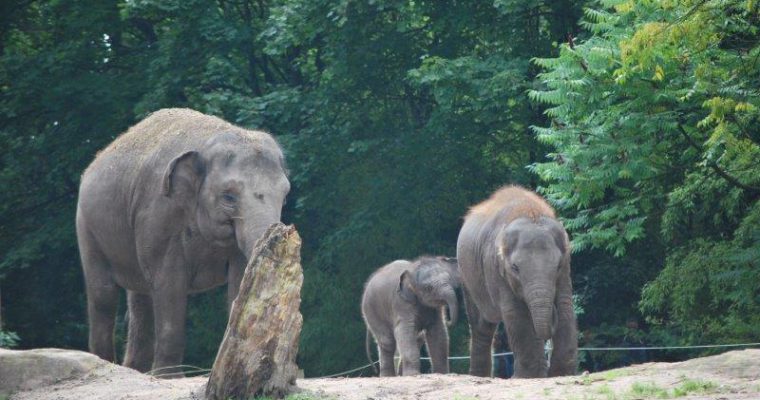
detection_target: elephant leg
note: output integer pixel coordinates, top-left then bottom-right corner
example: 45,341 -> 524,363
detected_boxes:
376,336 -> 397,377
424,318 -> 450,374
394,323 -> 421,376
396,348 -> 403,376
504,303 -> 548,378
150,270 -> 188,378
548,275 -> 578,377
123,291 -> 155,372
80,239 -> 119,363
464,289 -> 497,377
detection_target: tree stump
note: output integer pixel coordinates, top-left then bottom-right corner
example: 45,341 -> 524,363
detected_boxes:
205,223 -> 303,400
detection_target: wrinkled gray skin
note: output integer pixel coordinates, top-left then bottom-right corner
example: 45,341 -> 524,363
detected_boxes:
76,109 -> 289,376
457,187 -> 577,378
361,257 -> 460,376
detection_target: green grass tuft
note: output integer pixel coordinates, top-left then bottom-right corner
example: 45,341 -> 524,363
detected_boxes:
629,381 -> 670,399
596,383 -> 618,400
599,368 -> 631,381
672,379 -> 718,397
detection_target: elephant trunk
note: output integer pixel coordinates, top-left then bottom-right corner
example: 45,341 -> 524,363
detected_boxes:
527,288 -> 555,340
236,213 -> 281,259
443,288 -> 458,327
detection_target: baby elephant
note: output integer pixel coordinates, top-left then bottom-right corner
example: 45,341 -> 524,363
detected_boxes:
362,257 -> 460,376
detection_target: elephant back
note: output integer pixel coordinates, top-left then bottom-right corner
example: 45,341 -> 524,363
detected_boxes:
466,185 -> 556,225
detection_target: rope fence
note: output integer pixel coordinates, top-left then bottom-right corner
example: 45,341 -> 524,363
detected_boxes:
315,341 -> 760,379
138,342 -> 760,379
148,364 -> 213,378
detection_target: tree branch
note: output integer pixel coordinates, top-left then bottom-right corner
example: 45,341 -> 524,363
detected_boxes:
677,123 -> 760,195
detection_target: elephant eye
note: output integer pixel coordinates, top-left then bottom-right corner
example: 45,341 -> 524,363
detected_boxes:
511,263 -> 520,274
221,192 -> 237,204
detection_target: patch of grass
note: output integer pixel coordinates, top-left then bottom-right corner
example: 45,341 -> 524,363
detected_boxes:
453,395 -> 479,400
596,384 -> 618,400
672,379 -> 718,397
617,378 -> 721,399
599,368 -> 631,381
628,381 -> 670,399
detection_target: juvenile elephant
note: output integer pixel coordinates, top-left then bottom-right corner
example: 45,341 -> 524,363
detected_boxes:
457,186 -> 577,378
362,257 -> 460,376
76,108 -> 289,375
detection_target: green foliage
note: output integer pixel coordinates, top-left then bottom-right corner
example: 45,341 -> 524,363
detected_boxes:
0,0 -> 144,350
0,330 -> 19,348
640,203 -> 760,344
531,0 -> 760,347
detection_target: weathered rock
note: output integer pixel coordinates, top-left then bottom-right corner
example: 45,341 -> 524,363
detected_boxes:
0,348 -> 107,396
205,223 -> 304,400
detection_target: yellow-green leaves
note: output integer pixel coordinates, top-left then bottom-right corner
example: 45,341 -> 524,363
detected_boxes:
531,0 -> 760,258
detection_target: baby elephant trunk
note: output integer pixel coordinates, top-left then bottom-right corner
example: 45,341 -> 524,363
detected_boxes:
528,292 -> 555,341
444,289 -> 458,327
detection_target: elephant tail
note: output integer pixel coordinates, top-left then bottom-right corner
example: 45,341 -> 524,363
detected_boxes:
366,329 -> 378,376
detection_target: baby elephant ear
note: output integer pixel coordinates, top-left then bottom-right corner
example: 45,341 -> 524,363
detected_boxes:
495,228 -> 509,260
398,270 -> 417,303
163,151 -> 204,199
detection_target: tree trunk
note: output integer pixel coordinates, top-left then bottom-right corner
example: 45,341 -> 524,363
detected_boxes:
205,223 -> 303,400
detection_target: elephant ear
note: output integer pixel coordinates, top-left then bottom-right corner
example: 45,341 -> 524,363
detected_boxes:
398,270 -> 417,303
496,227 -> 516,260
163,151 -> 205,200
548,219 -> 571,271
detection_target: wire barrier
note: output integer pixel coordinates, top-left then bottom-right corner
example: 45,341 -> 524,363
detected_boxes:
148,364 -> 213,378
315,341 -> 760,379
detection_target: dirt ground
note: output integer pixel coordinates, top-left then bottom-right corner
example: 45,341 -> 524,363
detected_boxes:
10,349 -> 760,400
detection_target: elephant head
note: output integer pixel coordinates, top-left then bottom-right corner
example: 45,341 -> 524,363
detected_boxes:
399,257 -> 460,326
162,132 -> 290,258
497,217 -> 568,340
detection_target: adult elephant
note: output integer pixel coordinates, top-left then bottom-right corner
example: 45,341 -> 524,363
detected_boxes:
76,108 -> 290,376
457,186 -> 577,378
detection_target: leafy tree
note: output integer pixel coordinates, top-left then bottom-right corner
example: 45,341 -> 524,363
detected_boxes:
530,0 -> 760,347
0,0 -> 148,350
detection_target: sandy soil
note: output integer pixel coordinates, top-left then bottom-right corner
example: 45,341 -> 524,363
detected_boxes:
10,349 -> 760,400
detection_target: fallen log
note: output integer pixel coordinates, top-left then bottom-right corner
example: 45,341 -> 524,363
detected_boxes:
205,223 -> 303,400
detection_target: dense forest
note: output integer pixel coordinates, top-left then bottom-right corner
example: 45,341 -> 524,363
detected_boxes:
1,0 -> 758,377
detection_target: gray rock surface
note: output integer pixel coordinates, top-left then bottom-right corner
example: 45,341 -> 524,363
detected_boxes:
0,348 -> 106,396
